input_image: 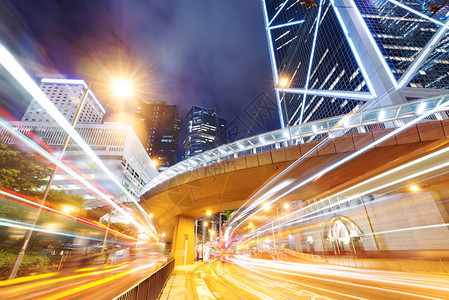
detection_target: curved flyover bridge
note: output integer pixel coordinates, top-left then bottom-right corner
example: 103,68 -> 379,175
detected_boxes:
140,95 -> 449,264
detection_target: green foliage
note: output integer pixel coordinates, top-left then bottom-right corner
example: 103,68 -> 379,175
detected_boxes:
0,142 -> 86,216
110,222 -> 138,237
0,142 -> 51,193
226,209 -> 236,219
0,250 -> 51,280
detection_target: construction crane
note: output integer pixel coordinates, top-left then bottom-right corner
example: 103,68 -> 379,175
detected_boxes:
428,0 -> 449,17
300,0 -> 318,9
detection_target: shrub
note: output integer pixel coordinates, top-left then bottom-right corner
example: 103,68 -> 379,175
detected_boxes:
0,250 -> 51,280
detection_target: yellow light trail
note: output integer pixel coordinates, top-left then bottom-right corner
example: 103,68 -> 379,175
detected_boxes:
45,264 -> 153,300
0,272 -> 59,287
0,263 -> 129,297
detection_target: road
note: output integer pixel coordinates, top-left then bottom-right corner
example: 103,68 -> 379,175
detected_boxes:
3,255 -> 449,299
0,256 -> 167,300
187,256 -> 449,299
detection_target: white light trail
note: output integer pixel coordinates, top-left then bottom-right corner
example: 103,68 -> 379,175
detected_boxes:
230,257 -> 449,298
0,118 -> 155,238
227,96 -> 449,238
0,43 -> 156,236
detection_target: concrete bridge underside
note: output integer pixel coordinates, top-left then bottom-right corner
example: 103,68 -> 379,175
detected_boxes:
141,120 -> 449,264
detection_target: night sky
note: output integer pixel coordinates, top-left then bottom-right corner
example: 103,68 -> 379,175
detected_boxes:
0,0 -> 279,158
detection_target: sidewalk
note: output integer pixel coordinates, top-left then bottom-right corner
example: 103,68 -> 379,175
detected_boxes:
159,262 -> 205,300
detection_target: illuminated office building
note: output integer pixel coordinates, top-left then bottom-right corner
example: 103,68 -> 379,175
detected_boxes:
135,101 -> 180,171
7,78 -> 159,205
21,78 -> 105,124
184,106 -> 227,159
4,122 -> 159,205
262,0 -> 449,127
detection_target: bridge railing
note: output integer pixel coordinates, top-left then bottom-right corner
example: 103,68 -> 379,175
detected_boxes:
113,257 -> 175,300
142,95 -> 449,195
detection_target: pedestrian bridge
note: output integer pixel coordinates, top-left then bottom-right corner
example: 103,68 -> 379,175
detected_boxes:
140,95 -> 449,264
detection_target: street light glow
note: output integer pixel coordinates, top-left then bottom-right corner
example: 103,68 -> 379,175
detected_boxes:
60,204 -> 76,214
151,160 -> 158,167
410,185 -> 420,192
149,213 -> 154,218
283,203 -> 290,209
279,77 -> 289,88
112,78 -> 133,98
206,210 -> 212,216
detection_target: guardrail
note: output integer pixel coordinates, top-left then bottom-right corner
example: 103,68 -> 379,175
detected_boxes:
114,257 -> 175,300
142,94 -> 449,195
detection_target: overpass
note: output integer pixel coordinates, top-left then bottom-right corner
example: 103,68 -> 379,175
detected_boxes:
140,94 -> 449,264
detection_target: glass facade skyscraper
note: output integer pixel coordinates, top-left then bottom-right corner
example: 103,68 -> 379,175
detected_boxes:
136,101 -> 180,171
262,0 -> 449,127
184,106 -> 227,159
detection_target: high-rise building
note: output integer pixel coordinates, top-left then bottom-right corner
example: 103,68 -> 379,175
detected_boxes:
3,122 -> 159,205
8,78 -> 159,205
135,101 -> 180,171
21,78 -> 105,124
262,0 -> 449,127
184,106 -> 227,159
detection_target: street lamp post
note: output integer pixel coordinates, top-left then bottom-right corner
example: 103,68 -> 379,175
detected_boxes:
194,219 -> 198,261
202,221 -> 207,261
8,83 -> 92,280
264,203 -> 280,258
101,208 -> 113,264
279,78 -> 293,145
271,220 -> 276,257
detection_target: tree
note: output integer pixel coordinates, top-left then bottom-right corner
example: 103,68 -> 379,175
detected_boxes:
0,142 -> 50,193
226,209 -> 236,219
0,142 -> 86,215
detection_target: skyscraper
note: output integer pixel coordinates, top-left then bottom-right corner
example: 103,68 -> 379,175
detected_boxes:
21,78 -> 105,124
136,101 -> 180,171
9,78 -> 159,204
262,0 -> 449,127
184,106 -> 227,159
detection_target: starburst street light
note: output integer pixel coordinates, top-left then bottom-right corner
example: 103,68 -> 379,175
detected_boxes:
279,77 -> 289,88
112,78 -> 133,98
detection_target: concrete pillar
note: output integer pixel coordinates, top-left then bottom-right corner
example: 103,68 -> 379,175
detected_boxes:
171,215 -> 195,265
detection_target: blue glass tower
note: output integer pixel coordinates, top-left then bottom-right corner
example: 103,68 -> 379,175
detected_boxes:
262,0 -> 449,127
183,106 -> 228,159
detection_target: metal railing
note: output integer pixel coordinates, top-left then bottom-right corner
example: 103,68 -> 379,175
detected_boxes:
114,257 -> 175,300
141,95 -> 449,195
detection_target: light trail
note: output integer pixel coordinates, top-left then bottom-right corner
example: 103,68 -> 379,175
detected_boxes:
229,257 -> 448,299
215,260 -> 275,299
224,257 -> 361,299
0,117 -> 156,238
209,259 -> 247,298
0,188 -> 136,240
44,263 -> 154,300
252,138 -> 449,240
0,43 -> 156,236
228,99 -> 449,243
0,262 -> 132,297
0,217 -> 109,242
234,257 -> 449,292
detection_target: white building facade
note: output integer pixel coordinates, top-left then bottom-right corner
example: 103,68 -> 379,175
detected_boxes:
3,78 -> 159,207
